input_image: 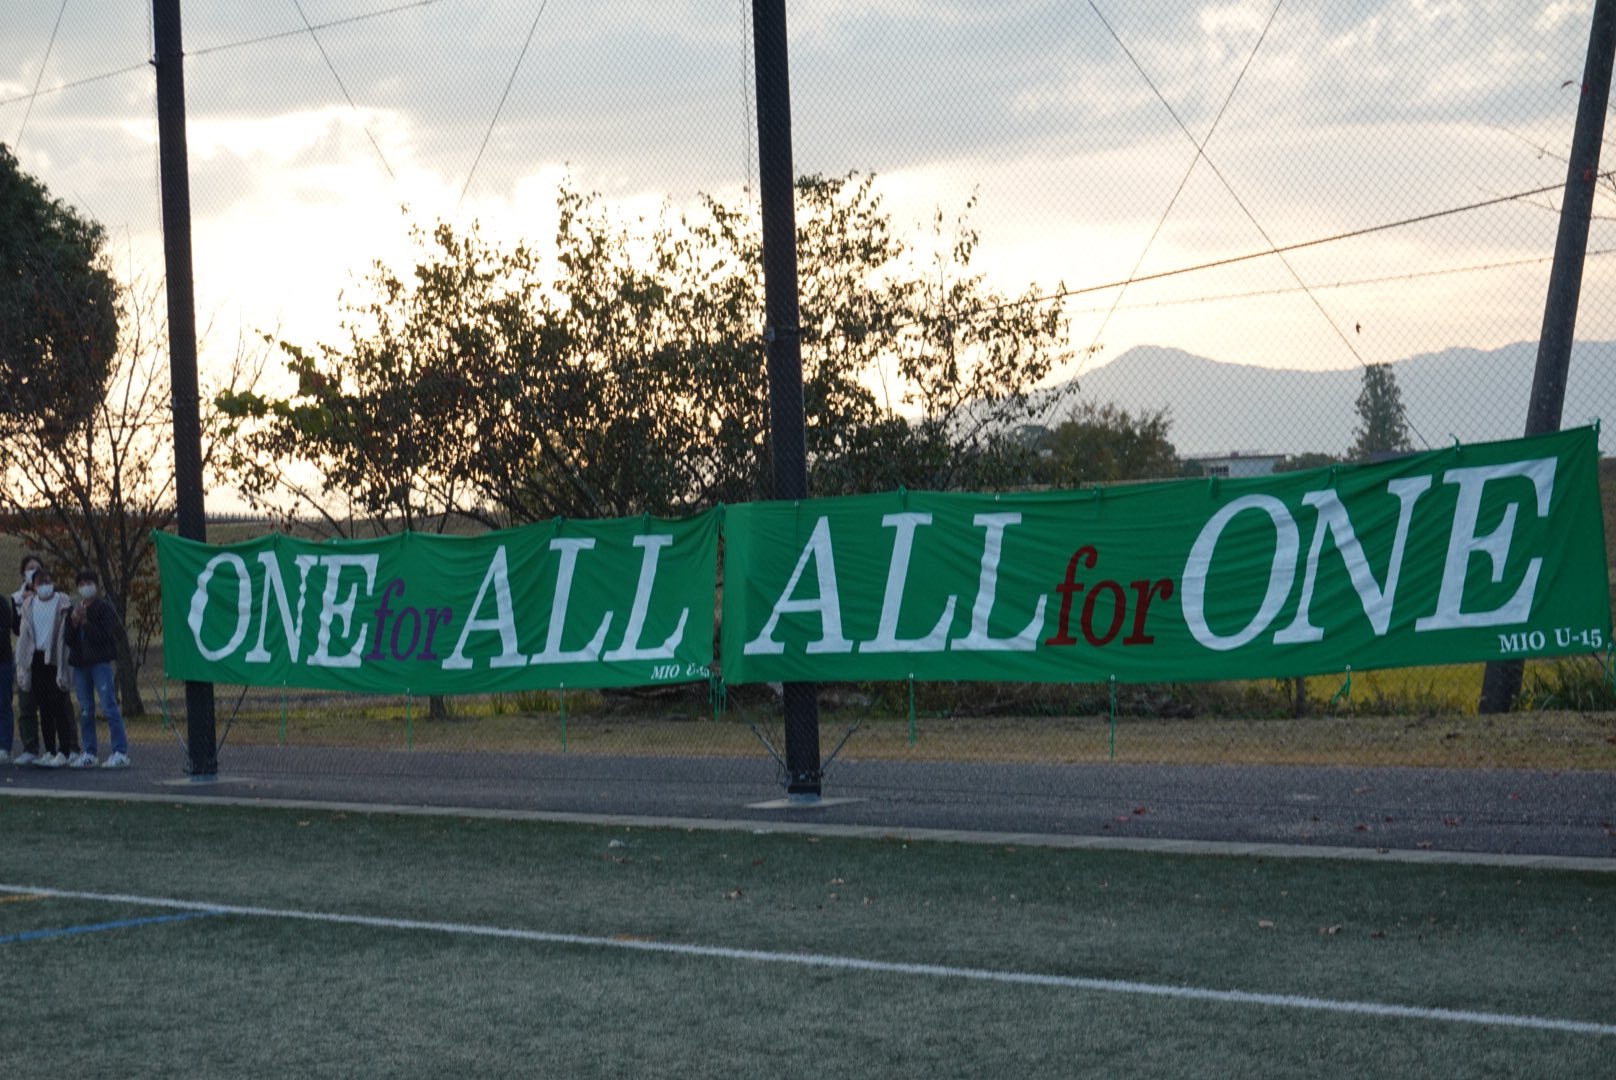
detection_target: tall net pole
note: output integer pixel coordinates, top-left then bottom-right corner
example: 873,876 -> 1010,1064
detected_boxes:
752,0 -> 821,797
153,0 -> 217,775
1479,0 -> 1616,714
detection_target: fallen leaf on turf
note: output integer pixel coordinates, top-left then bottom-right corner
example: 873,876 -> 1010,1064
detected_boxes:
1133,806 -> 1148,815
1370,930 -> 1386,940
1320,925 -> 1343,935
1416,841 -> 1433,849
1258,920 -> 1275,930
829,877 -> 844,885
724,889 -> 743,900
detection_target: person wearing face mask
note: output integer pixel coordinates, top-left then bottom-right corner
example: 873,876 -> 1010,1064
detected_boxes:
8,555 -> 44,765
66,568 -> 130,769
0,557 -> 19,765
15,565 -> 77,768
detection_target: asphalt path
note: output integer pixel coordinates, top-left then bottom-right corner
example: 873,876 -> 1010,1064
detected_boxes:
3,739 -> 1612,860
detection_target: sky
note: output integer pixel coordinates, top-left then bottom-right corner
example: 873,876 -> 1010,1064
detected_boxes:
4,0 -> 1615,399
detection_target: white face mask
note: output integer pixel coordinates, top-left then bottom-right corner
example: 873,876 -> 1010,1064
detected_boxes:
36,584 -> 54,600
79,585 -> 97,600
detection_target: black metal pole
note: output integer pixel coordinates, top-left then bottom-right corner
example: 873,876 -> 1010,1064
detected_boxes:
1479,0 -> 1616,714
752,0 -> 821,797
153,0 -> 218,775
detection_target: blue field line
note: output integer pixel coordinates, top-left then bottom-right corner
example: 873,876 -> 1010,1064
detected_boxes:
0,909 -> 221,945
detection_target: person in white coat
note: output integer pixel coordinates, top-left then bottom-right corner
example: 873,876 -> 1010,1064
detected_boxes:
8,555 -> 42,764
15,566 -> 77,767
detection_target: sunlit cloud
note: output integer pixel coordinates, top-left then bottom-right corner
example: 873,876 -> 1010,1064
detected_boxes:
3,0 -> 1611,394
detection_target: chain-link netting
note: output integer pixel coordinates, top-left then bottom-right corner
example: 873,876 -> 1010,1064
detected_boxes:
4,3 -> 1614,848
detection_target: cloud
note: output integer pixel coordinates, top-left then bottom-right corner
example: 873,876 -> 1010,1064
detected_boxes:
3,0 -> 1611,382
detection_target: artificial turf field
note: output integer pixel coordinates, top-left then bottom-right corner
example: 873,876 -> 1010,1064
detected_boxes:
1,796 -> 1612,1079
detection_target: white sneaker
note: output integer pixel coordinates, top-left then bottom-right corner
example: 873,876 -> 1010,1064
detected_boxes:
37,752 -> 64,768
102,751 -> 130,769
69,751 -> 96,769
13,751 -> 37,766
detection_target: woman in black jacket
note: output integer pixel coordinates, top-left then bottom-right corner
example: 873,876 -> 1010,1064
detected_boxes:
66,568 -> 129,768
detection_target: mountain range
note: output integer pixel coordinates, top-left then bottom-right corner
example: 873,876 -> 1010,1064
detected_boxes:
1056,341 -> 1616,459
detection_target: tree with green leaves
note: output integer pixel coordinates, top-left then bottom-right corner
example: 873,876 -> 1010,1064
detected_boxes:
1348,362 -> 1413,461
217,172 -> 1072,527
0,275 -> 264,716
0,146 -> 262,714
0,142 -> 118,440
1028,401 -> 1178,486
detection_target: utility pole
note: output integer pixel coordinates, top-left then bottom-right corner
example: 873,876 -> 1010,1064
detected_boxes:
153,0 -> 218,776
751,0 -> 821,797
1480,0 -> 1616,714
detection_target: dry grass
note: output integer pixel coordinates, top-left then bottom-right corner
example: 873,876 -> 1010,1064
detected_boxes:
119,678 -> 1616,771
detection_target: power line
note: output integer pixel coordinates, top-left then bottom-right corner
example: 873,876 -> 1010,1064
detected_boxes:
1091,3 -> 1369,366
973,175 -> 1610,321
1082,2 -> 1438,447
14,0 -> 70,148
0,61 -> 148,110
459,0 -> 550,209
1065,248 -> 1616,315
290,0 -> 396,182
1073,0 -> 1283,389
0,0 -> 444,109
187,0 -> 445,59
100,229 -> 1616,438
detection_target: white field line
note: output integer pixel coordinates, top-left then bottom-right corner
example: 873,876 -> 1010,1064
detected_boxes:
4,882 -> 1613,1037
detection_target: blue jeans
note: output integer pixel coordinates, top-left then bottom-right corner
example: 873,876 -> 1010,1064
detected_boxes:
0,658 -> 12,754
73,662 -> 127,757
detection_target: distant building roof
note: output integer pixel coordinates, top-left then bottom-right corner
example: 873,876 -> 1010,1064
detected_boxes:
1185,451 -> 1283,464
1185,451 -> 1284,478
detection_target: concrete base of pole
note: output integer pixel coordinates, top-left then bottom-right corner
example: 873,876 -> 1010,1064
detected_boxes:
1478,659 -> 1525,714
746,796 -> 863,811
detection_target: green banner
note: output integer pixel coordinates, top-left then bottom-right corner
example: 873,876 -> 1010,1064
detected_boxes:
158,429 -> 1611,694
720,427 -> 1611,685
157,512 -> 719,693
